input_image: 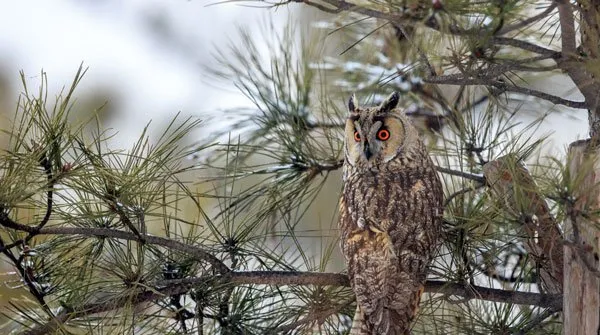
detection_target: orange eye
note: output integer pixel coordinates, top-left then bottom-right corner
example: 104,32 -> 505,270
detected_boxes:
377,128 -> 390,141
353,131 -> 361,142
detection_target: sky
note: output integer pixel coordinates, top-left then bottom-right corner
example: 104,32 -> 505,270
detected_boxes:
0,0 -> 291,145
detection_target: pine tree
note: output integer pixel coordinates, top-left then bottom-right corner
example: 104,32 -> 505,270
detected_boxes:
1,1 -> 599,334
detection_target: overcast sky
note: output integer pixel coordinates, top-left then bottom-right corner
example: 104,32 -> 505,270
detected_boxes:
0,0 -> 293,145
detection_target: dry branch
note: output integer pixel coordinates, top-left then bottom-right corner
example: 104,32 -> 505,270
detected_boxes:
483,155 -> 564,294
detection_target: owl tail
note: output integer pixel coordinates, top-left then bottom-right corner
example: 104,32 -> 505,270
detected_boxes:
350,285 -> 425,335
349,305 -> 370,335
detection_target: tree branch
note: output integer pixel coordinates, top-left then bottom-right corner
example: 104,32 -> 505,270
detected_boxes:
423,75 -> 587,109
491,37 -> 560,57
0,218 -> 230,274
497,3 -> 558,35
497,82 -> 587,109
435,166 -> 485,183
555,0 -> 577,55
22,271 -> 563,335
555,0 -> 600,137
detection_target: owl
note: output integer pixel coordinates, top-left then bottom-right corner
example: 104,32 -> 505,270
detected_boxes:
338,92 -> 443,334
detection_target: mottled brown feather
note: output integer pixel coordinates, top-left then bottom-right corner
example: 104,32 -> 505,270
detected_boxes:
339,93 -> 443,335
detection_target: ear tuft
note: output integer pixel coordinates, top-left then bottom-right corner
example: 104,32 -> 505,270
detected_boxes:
348,93 -> 358,113
380,91 -> 400,113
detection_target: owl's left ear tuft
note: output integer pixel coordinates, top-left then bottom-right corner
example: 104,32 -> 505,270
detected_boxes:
380,91 -> 400,114
348,93 -> 358,113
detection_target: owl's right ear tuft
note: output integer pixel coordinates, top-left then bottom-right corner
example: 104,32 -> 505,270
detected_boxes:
348,94 -> 358,113
380,91 -> 400,114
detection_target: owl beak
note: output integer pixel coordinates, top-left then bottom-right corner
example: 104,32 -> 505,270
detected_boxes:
363,142 -> 373,160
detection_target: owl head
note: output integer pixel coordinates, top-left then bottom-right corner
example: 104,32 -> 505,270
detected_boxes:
344,92 -> 420,169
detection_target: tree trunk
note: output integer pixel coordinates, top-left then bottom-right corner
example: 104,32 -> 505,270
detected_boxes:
564,140 -> 600,335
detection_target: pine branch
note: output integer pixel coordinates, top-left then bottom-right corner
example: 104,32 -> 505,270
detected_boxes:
22,271 -> 563,335
491,37 -> 560,57
422,76 -> 586,109
291,0 -> 560,59
0,217 -> 230,274
271,298 -> 355,333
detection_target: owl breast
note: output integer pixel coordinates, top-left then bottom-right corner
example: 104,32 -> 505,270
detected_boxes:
339,154 -> 443,334
341,163 -> 442,257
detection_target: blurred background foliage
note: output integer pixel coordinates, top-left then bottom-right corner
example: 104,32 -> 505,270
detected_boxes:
0,0 -> 594,334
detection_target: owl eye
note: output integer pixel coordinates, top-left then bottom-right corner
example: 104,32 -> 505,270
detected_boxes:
353,131 -> 361,142
377,128 -> 390,141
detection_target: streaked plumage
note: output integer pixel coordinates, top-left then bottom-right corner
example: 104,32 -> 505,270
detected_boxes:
339,92 -> 443,334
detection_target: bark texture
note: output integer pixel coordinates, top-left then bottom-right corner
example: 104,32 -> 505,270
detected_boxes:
564,140 -> 600,335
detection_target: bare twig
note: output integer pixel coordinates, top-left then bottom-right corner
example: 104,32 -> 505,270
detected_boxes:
423,75 -> 587,109
0,235 -> 53,316
305,120 -> 345,129
34,151 -> 54,234
496,82 -> 587,109
497,3 -> 557,35
435,166 -> 485,183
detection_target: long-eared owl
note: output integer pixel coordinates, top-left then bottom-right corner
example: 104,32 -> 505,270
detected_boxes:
338,92 -> 443,334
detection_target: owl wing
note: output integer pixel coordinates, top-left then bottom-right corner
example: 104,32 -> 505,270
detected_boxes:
343,223 -> 424,335
340,177 -> 442,334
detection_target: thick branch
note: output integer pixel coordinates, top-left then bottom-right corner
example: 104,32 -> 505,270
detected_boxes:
224,272 -> 560,309
556,0 -> 577,55
23,271 -> 562,335
555,0 -> 600,137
